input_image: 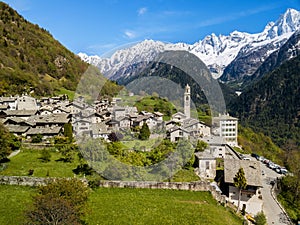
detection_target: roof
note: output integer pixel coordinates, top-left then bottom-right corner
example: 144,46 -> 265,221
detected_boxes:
195,150 -> 215,159
27,126 -> 62,135
182,118 -> 201,128
28,113 -> 70,124
90,123 -> 109,134
167,125 -> 189,134
213,114 -> 238,121
224,159 -> 262,187
172,112 -> 187,119
153,112 -> 164,117
0,105 -> 9,110
201,136 -> 226,145
4,110 -> 37,116
5,124 -> 30,133
3,117 -> 35,126
0,97 -> 17,102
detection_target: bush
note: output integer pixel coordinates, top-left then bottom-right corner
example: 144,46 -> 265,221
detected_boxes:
254,211 -> 267,225
25,178 -> 90,225
28,169 -> 34,176
39,148 -> 51,162
31,134 -> 43,143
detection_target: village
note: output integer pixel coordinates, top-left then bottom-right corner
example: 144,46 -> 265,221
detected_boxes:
0,84 -> 283,217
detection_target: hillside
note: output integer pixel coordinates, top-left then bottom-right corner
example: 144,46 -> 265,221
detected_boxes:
0,2 -> 88,96
229,55 -> 300,148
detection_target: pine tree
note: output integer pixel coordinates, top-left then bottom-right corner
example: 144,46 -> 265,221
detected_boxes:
139,122 -> 150,140
234,167 -> 247,212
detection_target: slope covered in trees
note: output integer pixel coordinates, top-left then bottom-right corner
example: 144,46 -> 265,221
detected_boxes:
229,55 -> 300,148
0,2 -> 90,95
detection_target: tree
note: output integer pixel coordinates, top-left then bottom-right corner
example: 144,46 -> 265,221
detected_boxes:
31,134 -> 43,143
139,122 -> 150,140
39,148 -> 51,162
63,123 -> 73,141
0,122 -> 12,162
108,132 -> 123,142
234,167 -> 247,212
195,140 -> 208,152
25,194 -> 81,225
25,178 -> 89,225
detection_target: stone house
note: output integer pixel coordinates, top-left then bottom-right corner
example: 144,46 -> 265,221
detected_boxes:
90,123 -> 110,140
224,159 -> 263,215
73,118 -> 91,136
0,97 -> 17,110
182,118 -> 211,137
195,151 -> 216,179
167,126 -> 190,142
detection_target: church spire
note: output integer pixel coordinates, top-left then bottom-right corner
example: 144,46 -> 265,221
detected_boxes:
184,84 -> 190,118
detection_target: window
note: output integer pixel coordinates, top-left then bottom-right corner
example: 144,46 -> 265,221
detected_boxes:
179,131 -> 183,136
206,161 -> 210,170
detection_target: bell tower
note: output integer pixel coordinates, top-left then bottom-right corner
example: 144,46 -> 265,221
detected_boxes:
184,84 -> 190,118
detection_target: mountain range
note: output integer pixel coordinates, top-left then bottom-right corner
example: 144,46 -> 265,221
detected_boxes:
79,8 -> 300,86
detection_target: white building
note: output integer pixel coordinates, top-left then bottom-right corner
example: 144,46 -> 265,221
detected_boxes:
17,95 -> 38,111
213,114 -> 238,146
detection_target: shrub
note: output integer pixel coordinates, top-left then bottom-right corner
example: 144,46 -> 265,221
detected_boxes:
254,211 -> 267,225
31,134 -> 43,143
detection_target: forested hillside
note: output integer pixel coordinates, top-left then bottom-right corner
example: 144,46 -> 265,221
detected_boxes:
0,2 -> 88,95
229,55 -> 300,148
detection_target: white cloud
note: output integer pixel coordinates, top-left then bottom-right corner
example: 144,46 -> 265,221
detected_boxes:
138,7 -> 147,16
124,30 -> 136,39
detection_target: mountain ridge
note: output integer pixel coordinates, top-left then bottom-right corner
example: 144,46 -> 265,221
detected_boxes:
79,8 -> 300,81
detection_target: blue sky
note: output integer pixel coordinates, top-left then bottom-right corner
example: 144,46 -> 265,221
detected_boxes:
2,0 -> 300,56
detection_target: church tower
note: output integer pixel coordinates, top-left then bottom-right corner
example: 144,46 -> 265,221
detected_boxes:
184,84 -> 190,118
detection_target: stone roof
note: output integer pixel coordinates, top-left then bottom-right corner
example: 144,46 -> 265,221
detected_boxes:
5,124 -> 30,133
28,113 -> 70,124
201,136 -> 226,145
224,159 -> 262,187
153,111 -> 164,117
195,150 -> 215,160
0,105 -> 9,110
3,117 -> 35,126
0,97 -> 17,102
172,112 -> 187,119
4,110 -> 38,116
26,126 -> 62,135
91,123 -> 109,134
167,125 -> 189,134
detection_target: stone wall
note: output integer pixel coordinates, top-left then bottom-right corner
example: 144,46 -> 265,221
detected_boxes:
0,175 -> 49,186
0,176 -> 226,204
0,176 -> 88,186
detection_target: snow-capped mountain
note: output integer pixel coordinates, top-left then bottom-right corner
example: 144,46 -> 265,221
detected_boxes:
79,8 -> 300,80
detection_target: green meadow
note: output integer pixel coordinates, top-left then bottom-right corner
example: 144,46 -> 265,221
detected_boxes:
0,185 -> 243,225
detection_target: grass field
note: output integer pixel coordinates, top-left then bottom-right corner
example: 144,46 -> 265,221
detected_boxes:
85,188 -> 243,225
0,185 -> 242,225
0,148 -> 81,178
55,87 -> 75,100
0,185 -> 35,225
